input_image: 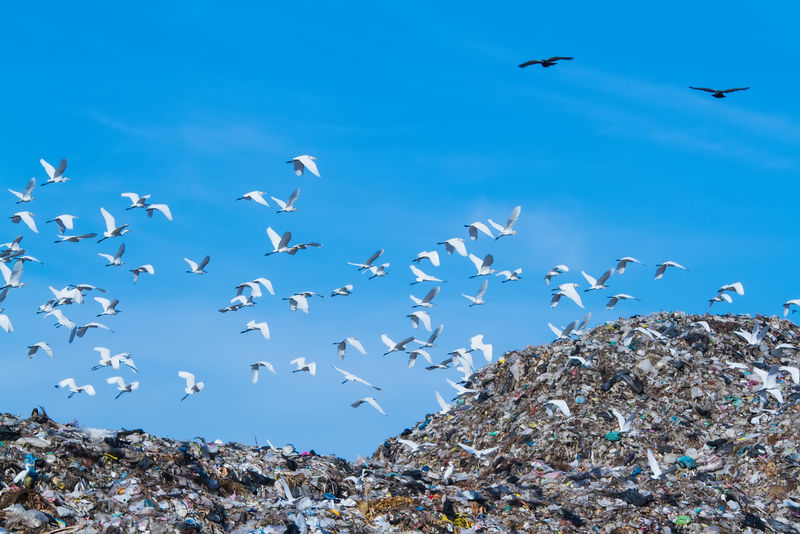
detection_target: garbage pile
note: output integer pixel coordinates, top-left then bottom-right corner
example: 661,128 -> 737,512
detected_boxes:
1,312 -> 799,533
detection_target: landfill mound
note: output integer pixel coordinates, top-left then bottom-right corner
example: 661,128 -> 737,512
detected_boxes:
1,312 -> 800,533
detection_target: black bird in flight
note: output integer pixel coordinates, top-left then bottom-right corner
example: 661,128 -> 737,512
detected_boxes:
689,86 -> 750,98
518,57 -> 574,68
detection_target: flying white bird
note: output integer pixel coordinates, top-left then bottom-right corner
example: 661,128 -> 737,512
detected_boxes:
98,208 -> 129,243
550,283 -> 584,309
447,378 -> 480,396
487,206 -> 521,239
271,188 -> 300,213
435,390 -> 452,414
0,260 -> 25,289
496,268 -> 522,282
27,342 -> 53,359
94,297 -> 120,317
410,265 -> 445,284
130,265 -> 154,283
464,221 -> 494,241
121,192 -> 151,209
290,358 -> 317,375
333,365 -> 381,390
407,349 -> 433,368
351,397 -> 386,415
545,399 -> 571,418
709,293 -> 732,308
469,334 -> 493,362
647,450 -> 663,479
458,443 -> 499,458
463,279 -> 489,307
287,155 -> 321,177
381,334 -> 415,355
98,244 -> 125,266
407,310 -> 432,331
331,284 -> 354,297
145,204 -> 173,221
250,361 -> 276,383
56,233 -> 97,244
468,253 -> 495,278
265,227 -> 321,255
40,158 -> 68,185
582,269 -> 614,291
241,320 -> 270,340
348,250 -> 384,271
8,177 -> 35,203
717,282 -> 744,296
734,323 -> 769,346
334,337 -> 367,359
410,286 -> 440,308
92,347 -> 137,372
106,376 -> 140,399
236,278 -> 275,298
236,191 -> 270,207
548,320 -> 578,341
56,378 -> 95,398
782,299 -> 800,317
46,214 -> 78,233
654,261 -> 688,280
606,294 -> 640,310
611,407 -> 638,433
365,263 -> 389,279
615,257 -> 645,274
285,293 -> 310,313
413,250 -> 440,267
397,439 -> 431,452
437,237 -> 468,257
752,366 -> 784,404
10,212 -> 38,233
544,264 -> 569,285
178,371 -> 204,400
184,255 -> 210,274
46,309 -> 77,343
415,324 -> 444,348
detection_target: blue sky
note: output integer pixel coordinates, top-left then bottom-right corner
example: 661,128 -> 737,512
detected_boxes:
1,3 -> 799,459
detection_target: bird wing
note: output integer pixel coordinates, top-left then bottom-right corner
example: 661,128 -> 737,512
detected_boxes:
476,279 -> 489,299
506,205 -> 521,227
548,323 -> 563,338
486,219 -> 504,233
285,188 -> 301,208
606,297 -> 619,310
518,60 -> 543,68
147,204 -> 173,221
17,212 -> 38,233
654,264 -> 667,280
184,258 -> 198,271
120,192 -> 140,204
94,296 -> 111,310
581,270 -> 597,286
106,376 -> 125,387
561,285 -> 584,308
363,249 -> 384,266
647,450 -> 662,478
254,277 -> 275,295
40,158 -> 56,179
548,56 -> 574,61
458,443 -> 479,455
347,337 -> 367,355
380,334 -> 395,350
197,255 -> 211,270
472,222 -> 494,239
266,227 -> 281,249
58,377 -> 77,390
277,231 -> 292,250
413,311 -> 432,332
689,86 -> 715,93
100,208 -> 116,233
722,87 -> 750,93
249,191 -> 270,206
23,177 -> 35,196
79,385 -> 96,397
54,159 -> 67,178
178,371 -> 196,387
409,264 -> 427,280
468,254 -> 483,272
596,268 -> 614,286
0,314 -> 13,333
449,238 -> 467,256
435,390 -> 451,412
297,155 -> 320,177
421,286 -> 440,304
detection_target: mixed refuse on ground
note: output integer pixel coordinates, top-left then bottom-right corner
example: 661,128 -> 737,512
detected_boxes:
1,312 -> 799,533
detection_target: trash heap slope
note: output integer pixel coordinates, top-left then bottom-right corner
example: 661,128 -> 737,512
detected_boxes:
0,312 -> 798,533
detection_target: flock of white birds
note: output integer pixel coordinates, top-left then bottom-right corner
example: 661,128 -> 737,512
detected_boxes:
3,155 -> 800,420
